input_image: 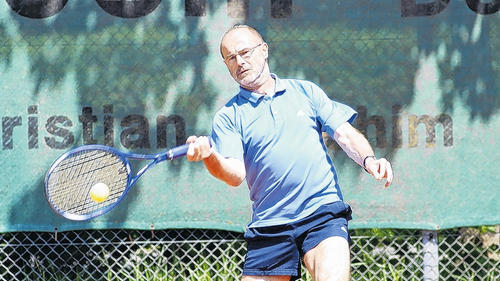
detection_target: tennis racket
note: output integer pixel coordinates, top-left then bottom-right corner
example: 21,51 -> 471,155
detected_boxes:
44,143 -> 189,221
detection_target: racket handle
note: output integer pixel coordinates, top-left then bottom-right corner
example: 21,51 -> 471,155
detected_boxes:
167,143 -> 190,160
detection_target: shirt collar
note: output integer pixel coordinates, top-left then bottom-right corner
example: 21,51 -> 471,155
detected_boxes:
238,73 -> 287,104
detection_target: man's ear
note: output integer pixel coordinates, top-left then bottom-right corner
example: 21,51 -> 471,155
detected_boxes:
262,42 -> 269,60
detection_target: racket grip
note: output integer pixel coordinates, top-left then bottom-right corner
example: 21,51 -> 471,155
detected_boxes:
168,143 -> 190,160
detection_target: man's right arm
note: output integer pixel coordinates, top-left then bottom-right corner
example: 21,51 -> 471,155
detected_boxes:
185,135 -> 246,187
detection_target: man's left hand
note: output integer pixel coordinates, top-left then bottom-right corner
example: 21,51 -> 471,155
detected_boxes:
364,157 -> 393,188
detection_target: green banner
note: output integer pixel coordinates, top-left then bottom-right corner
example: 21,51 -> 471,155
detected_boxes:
0,0 -> 498,232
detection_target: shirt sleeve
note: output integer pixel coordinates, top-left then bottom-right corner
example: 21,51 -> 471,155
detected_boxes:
211,111 -> 244,161
308,82 -> 358,137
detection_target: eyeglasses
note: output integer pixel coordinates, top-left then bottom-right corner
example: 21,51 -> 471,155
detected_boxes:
223,43 -> 263,64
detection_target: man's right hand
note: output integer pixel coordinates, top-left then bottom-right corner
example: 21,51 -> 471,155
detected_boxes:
185,136 -> 245,186
186,135 -> 213,162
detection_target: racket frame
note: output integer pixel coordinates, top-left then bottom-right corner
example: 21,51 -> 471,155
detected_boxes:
44,144 -> 189,221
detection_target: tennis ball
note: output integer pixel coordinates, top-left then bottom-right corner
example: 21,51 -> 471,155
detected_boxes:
89,182 -> 110,203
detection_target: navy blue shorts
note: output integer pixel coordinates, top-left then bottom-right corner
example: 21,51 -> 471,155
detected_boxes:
242,201 -> 352,279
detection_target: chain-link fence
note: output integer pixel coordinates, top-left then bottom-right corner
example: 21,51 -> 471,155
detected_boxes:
0,227 -> 497,281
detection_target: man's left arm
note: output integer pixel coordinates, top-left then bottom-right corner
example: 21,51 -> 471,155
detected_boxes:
333,122 -> 393,187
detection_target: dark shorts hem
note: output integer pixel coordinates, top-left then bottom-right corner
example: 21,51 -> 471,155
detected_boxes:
242,269 -> 298,276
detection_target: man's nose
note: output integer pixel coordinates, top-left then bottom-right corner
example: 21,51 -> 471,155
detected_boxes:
235,55 -> 246,65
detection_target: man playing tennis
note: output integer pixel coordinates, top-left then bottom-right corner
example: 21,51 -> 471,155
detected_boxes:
186,25 -> 393,281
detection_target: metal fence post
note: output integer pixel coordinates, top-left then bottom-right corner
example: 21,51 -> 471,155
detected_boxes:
422,230 -> 439,281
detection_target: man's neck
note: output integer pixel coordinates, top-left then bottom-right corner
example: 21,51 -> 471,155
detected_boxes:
249,75 -> 275,96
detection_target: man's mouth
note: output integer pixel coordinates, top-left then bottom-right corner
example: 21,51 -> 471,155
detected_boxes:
238,69 -> 249,76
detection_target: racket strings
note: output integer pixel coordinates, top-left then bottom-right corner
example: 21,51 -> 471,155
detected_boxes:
51,152 -> 126,214
47,150 -> 128,216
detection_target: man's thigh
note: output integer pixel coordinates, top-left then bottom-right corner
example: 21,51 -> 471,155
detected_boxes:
241,275 -> 290,281
302,236 -> 350,281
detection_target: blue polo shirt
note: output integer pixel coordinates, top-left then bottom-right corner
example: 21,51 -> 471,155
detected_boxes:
211,74 -> 357,228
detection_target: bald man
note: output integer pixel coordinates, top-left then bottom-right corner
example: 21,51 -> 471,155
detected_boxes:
186,25 -> 393,281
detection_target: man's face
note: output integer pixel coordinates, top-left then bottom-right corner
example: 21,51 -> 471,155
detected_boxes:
221,29 -> 269,89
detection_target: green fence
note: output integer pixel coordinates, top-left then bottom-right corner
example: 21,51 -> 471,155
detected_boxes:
0,0 -> 498,233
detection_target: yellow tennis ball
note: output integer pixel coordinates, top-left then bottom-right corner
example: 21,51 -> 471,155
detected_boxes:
89,182 -> 110,203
